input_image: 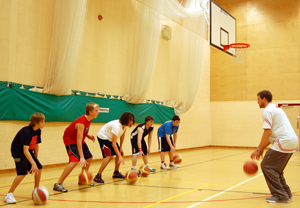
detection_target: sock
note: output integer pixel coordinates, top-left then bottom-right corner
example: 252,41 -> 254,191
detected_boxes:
170,160 -> 173,163
114,170 -> 119,174
161,161 -> 165,164
132,166 -> 136,170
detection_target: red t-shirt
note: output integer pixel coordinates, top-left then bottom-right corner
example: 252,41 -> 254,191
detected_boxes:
63,115 -> 92,146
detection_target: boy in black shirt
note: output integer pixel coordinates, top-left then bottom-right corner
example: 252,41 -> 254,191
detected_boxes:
4,113 -> 45,204
130,116 -> 156,173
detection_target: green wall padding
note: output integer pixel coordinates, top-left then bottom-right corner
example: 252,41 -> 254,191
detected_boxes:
0,86 -> 175,123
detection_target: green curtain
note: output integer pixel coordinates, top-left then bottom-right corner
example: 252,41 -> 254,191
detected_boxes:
0,86 -> 175,123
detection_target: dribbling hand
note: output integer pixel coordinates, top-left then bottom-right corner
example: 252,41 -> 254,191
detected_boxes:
79,158 -> 88,167
250,150 -> 262,160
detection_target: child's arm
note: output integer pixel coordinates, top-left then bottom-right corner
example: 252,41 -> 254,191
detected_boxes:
173,132 -> 177,149
23,145 -> 39,175
34,143 -> 39,158
137,127 -> 144,157
147,129 -> 153,154
75,123 -> 88,167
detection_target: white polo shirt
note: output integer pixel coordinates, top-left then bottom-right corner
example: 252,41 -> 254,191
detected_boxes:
97,120 -> 126,142
262,103 -> 298,153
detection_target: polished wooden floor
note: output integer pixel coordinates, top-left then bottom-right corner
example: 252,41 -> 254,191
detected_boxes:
1,147 -> 299,208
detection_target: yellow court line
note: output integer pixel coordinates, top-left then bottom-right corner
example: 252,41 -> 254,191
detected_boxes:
143,184 -> 210,208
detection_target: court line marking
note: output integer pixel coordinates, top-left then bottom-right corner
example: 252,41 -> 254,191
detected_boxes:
187,173 -> 263,208
143,184 -> 210,208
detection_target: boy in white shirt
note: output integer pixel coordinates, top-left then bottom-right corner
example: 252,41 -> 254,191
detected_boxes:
94,112 -> 135,183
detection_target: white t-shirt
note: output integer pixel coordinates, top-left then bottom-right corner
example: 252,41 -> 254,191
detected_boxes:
262,103 -> 298,153
97,120 -> 126,142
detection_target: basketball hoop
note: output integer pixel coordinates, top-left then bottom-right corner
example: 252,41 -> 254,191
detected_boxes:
223,43 -> 250,63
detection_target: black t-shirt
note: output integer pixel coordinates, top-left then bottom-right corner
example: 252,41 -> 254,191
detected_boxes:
131,123 -> 154,140
11,126 -> 41,158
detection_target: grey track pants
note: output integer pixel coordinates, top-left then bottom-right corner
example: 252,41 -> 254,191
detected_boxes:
261,149 -> 293,199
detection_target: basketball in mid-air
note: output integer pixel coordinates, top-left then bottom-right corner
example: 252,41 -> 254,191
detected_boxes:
125,170 -> 138,183
32,186 -> 49,205
173,154 -> 182,164
243,161 -> 258,175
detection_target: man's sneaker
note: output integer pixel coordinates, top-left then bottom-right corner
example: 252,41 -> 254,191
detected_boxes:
53,183 -> 68,192
170,162 -> 180,168
112,171 -> 125,178
161,163 -> 170,170
266,196 -> 289,203
94,174 -> 104,183
4,193 -> 17,204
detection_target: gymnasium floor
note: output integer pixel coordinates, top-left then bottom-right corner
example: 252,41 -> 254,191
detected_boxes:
0,147 -> 299,207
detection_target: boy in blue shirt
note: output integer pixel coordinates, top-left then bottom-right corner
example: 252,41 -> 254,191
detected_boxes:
157,116 -> 180,169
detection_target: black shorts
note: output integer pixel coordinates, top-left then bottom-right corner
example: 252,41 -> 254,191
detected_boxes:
158,136 -> 174,152
131,137 -> 148,155
14,151 -> 43,175
97,137 -> 120,158
65,143 -> 93,163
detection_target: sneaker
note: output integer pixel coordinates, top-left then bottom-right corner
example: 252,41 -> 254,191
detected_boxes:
131,168 -> 139,176
149,167 -> 156,172
94,174 -> 104,183
4,193 -> 17,204
161,163 -> 170,170
90,182 -> 95,186
170,162 -> 180,168
266,196 -> 289,203
53,183 -> 68,192
146,165 -> 156,172
112,171 -> 125,178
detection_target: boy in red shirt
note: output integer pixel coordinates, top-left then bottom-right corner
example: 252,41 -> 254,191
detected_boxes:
53,102 -> 99,192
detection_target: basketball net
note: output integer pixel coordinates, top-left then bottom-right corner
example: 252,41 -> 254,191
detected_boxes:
223,43 -> 250,63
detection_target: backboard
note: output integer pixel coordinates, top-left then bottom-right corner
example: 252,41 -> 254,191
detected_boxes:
209,0 -> 236,56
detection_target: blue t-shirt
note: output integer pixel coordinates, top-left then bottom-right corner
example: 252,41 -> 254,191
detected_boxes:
157,121 -> 179,137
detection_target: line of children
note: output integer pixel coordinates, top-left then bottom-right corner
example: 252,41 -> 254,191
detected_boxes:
4,104 -> 180,202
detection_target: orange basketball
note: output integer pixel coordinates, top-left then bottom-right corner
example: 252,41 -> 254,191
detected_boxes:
243,161 -> 258,175
173,154 -> 182,164
138,165 -> 150,177
78,171 -> 93,185
125,170 -> 138,183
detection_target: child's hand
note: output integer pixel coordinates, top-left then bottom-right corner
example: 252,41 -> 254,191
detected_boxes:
30,163 -> 39,175
88,135 -> 95,142
79,158 -> 88,167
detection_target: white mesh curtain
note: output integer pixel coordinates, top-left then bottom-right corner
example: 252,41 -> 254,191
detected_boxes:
162,0 -> 209,115
43,0 -> 87,95
123,1 -> 163,103
172,34 -> 207,115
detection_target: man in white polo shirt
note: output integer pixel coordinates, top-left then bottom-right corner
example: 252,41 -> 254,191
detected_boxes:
251,90 -> 298,204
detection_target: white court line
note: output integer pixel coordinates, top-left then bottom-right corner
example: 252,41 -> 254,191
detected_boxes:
290,157 -> 297,161
187,173 -> 263,208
